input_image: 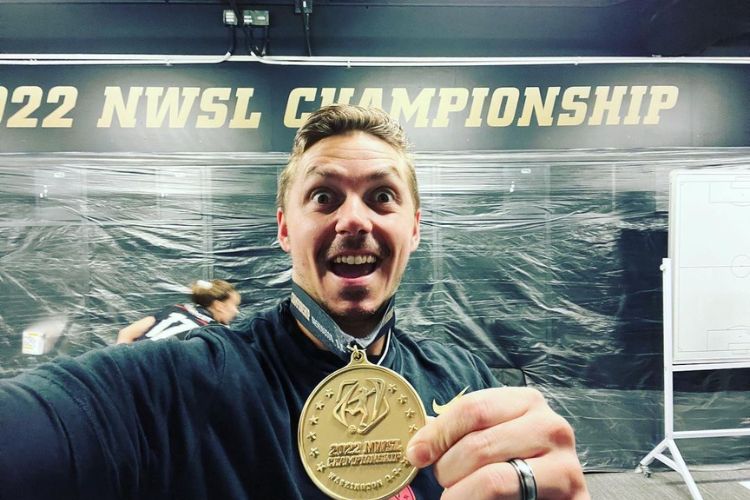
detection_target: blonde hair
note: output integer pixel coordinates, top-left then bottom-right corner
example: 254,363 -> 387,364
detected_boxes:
190,279 -> 236,308
276,104 -> 420,211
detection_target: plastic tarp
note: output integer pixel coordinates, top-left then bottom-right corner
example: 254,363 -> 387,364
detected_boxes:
1,148 -> 749,470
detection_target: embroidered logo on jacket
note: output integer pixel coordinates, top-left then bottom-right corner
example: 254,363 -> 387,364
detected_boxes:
432,386 -> 469,416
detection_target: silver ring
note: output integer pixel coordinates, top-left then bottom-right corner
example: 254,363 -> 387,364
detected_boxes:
509,458 -> 537,500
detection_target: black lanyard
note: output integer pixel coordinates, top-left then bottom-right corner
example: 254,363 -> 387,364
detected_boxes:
289,281 -> 395,361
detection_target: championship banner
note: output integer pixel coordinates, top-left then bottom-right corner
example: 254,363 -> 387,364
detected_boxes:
0,62 -> 748,152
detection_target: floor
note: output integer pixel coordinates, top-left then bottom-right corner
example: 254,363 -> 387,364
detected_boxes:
586,466 -> 750,499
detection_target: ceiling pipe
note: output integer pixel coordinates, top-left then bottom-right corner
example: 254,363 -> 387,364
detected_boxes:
0,53 -> 748,66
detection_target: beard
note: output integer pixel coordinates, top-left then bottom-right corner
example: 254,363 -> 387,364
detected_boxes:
324,287 -> 393,338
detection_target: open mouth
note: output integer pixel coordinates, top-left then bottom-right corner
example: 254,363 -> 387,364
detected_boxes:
329,254 -> 379,279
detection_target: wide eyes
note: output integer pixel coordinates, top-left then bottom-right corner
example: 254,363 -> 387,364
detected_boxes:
309,187 -> 397,208
311,190 -> 334,205
372,188 -> 396,204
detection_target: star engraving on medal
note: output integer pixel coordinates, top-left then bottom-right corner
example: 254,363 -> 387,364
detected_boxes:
310,447 -> 319,458
404,408 -> 415,418
315,401 -> 325,410
400,457 -> 411,467
387,383 -> 397,393
316,462 -> 326,472
398,395 -> 408,405
325,389 -> 334,398
307,431 -> 317,442
408,424 -> 418,433
309,416 -> 319,425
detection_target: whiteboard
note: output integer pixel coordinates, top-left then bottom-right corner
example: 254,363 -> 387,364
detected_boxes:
669,170 -> 750,364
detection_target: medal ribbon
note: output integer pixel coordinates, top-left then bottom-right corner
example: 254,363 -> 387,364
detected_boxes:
289,281 -> 395,361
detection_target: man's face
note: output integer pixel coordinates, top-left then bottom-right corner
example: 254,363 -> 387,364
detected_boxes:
277,131 -> 421,336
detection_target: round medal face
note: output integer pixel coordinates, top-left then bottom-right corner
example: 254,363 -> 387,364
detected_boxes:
298,349 -> 427,500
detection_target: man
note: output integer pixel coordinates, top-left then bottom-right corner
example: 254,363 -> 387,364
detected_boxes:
0,104 -> 588,499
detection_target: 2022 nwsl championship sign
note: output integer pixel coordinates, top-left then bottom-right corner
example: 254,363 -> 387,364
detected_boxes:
0,62 -> 748,152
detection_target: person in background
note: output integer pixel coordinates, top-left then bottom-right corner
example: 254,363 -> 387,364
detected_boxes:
116,279 -> 241,344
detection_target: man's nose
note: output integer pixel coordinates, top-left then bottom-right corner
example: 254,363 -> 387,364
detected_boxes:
335,196 -> 373,235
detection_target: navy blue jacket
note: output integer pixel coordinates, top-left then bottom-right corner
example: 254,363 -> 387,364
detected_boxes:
0,299 -> 496,500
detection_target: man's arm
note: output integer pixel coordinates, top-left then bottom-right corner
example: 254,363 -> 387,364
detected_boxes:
0,378 -> 82,500
406,387 -> 589,499
0,337 -> 224,500
0,363 -> 127,499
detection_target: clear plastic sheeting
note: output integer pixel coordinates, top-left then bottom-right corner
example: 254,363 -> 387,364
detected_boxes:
1,148 -> 749,470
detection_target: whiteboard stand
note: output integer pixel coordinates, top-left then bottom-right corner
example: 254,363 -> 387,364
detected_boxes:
636,258 -> 750,500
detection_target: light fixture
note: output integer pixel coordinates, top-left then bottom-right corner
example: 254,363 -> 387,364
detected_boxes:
223,9 -> 238,26
245,10 -> 269,27
224,9 -> 269,27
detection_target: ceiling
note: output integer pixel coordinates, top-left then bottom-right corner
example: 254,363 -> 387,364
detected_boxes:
0,0 -> 748,57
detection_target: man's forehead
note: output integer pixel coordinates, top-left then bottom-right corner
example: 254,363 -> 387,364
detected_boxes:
297,140 -> 408,183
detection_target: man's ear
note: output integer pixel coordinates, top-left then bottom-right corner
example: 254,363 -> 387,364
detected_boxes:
277,208 -> 291,253
411,208 -> 421,252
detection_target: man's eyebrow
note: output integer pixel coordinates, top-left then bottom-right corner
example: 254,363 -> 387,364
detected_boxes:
304,164 -> 403,181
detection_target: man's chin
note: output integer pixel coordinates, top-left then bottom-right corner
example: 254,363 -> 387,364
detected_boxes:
319,285 -> 391,327
325,298 -> 385,332
329,302 -> 379,321
338,283 -> 370,301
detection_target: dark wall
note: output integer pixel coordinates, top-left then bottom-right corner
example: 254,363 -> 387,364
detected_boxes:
0,0 -> 748,57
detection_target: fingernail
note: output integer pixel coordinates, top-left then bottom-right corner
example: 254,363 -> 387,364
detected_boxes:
405,442 -> 432,468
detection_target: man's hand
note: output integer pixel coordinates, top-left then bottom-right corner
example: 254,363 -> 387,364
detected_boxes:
405,387 -> 589,499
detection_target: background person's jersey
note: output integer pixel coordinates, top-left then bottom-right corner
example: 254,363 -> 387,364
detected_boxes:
138,303 -> 214,342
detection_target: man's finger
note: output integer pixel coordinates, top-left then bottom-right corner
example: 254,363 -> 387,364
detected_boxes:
405,387 -> 543,468
440,453 -> 588,500
440,461 -> 522,500
432,408 -> 561,487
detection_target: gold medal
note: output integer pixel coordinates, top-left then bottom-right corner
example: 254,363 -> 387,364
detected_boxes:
298,347 -> 427,500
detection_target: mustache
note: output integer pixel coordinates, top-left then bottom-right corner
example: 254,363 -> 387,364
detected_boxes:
326,234 -> 384,258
